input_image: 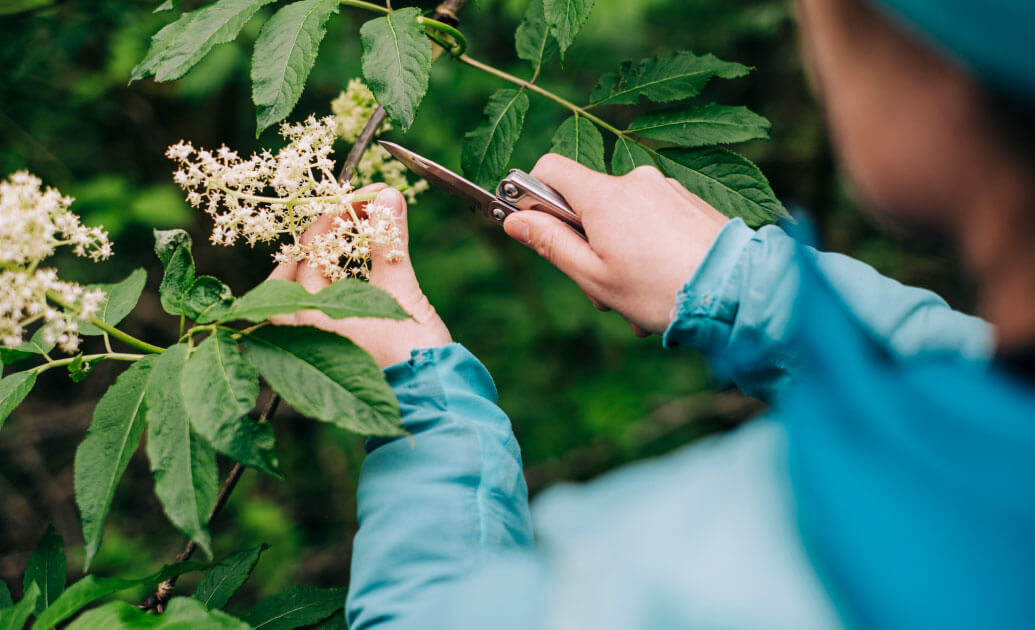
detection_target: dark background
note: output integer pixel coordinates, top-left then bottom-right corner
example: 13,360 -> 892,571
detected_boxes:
0,0 -> 971,612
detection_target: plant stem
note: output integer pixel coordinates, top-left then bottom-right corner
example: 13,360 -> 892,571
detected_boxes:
417,17 -> 467,56
338,0 -> 390,15
33,352 -> 142,375
45,291 -> 165,354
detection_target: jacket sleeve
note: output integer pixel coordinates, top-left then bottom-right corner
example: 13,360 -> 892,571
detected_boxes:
662,219 -> 994,400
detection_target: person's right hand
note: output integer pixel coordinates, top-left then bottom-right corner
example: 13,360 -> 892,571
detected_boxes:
502,154 -> 730,336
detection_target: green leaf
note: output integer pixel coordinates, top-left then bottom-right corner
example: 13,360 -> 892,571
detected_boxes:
34,562 -> 210,630
590,51 -> 750,107
658,148 -> 789,227
68,355 -> 106,383
23,525 -> 66,614
154,229 -> 196,317
66,597 -> 250,629
359,7 -> 432,131
241,326 -> 404,437
220,278 -> 407,324
242,585 -> 346,630
193,544 -> 269,610
461,89 -> 530,190
515,0 -> 558,76
305,610 -> 347,629
610,137 -> 656,175
74,357 -> 154,569
1,328 -> 55,366
0,581 -> 38,630
627,104 -> 770,148
183,276 -> 235,324
155,0 -> 178,13
0,370 -> 36,430
78,269 -> 148,336
550,115 -> 605,172
252,0 -> 339,136
0,581 -> 10,610
543,0 -> 594,58
146,345 -> 219,557
132,0 -> 277,82
183,331 -> 278,476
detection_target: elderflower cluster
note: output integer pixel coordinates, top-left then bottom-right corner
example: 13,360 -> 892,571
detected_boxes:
167,115 -> 404,280
0,172 -> 110,353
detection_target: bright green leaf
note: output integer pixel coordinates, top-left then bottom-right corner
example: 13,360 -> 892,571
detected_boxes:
610,137 -> 656,175
0,370 -> 36,431
241,326 -> 404,437
627,103 -> 770,147
220,278 -> 407,324
543,0 -> 594,58
0,581 -> 10,609
515,0 -> 558,76
79,269 -> 148,336
550,115 -> 605,172
359,7 -> 432,130
590,51 -> 750,107
252,0 -> 338,136
23,524 -> 66,614
658,148 -> 789,227
1,328 -> 55,366
0,581 -> 38,630
146,345 -> 219,557
193,544 -> 269,610
462,89 -> 530,190
183,276 -> 235,324
242,585 -> 346,630
66,597 -> 250,629
154,229 -> 196,317
74,357 -> 154,569
183,331 -> 278,476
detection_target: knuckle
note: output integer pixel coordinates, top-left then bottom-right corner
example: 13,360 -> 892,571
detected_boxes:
628,165 -> 665,181
531,153 -> 569,178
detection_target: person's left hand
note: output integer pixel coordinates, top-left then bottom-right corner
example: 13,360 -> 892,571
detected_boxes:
268,184 -> 452,368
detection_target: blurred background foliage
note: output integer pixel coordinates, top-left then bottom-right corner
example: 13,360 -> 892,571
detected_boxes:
0,0 -> 971,612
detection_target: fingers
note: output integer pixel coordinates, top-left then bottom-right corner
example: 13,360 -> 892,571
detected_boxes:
503,210 -> 603,289
368,188 -> 418,288
266,259 -> 299,325
530,153 -> 614,217
295,213 -> 336,294
629,322 -> 650,338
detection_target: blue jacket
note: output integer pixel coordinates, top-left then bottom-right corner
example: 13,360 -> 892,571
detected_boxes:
346,219 -> 1034,628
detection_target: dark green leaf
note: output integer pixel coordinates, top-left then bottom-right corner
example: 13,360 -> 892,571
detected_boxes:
0,0 -> 55,16
461,89 -> 530,190
0,581 -> 10,610
241,326 -> 404,437
79,269 -> 148,336
146,345 -> 219,556
0,370 -> 36,430
252,0 -> 339,136
543,0 -> 594,58
658,148 -> 789,227
0,582 -> 38,630
590,51 -> 749,107
75,357 -> 154,569
154,229 -> 196,317
550,115 -> 605,172
304,610 -> 347,629
183,331 -> 278,476
34,562 -> 210,630
23,525 -> 66,614
515,0 -> 557,76
66,597 -> 250,629
193,544 -> 269,610
133,0 -> 277,82
68,355 -> 105,383
220,278 -> 407,324
1,328 -> 55,366
627,104 -> 770,147
610,137 -> 656,175
359,7 -> 432,130
242,585 -> 346,630
183,276 -> 235,324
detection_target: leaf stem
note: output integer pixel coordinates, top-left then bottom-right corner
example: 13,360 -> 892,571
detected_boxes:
45,291 -> 165,354
32,352 -> 143,375
338,0 -> 390,15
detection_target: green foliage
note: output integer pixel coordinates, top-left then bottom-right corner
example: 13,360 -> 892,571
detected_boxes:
590,51 -> 750,106
23,525 -> 66,614
359,7 -> 432,131
67,355 -> 106,383
67,597 -> 250,629
241,326 -> 404,437
0,371 -> 36,430
611,136 -> 656,175
78,269 -> 148,336
627,104 -> 770,148
220,278 -> 407,323
0,581 -> 10,609
462,89 -> 531,190
183,276 -> 236,324
155,229 -> 197,317
550,115 -> 605,171
543,0 -> 595,58
515,0 -> 558,75
241,585 -> 346,629
1,328 -> 54,368
193,544 -> 269,610
0,582 -> 38,630
251,0 -> 340,135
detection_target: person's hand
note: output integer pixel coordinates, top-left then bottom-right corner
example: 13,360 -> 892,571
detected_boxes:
502,154 -> 729,336
269,185 -> 452,368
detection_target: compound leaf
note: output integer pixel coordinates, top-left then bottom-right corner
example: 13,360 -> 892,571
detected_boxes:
220,278 -> 407,324
359,7 -> 432,130
0,370 -> 36,431
550,115 -> 605,172
461,89 -> 530,190
23,525 -> 66,614
627,103 -> 770,148
590,51 -> 749,107
78,268 -> 148,336
193,544 -> 269,610
515,0 -> 558,76
543,0 -> 594,58
241,585 -> 346,630
610,137 -> 656,175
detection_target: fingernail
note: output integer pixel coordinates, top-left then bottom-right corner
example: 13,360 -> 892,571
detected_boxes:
376,188 -> 405,218
507,218 -> 530,243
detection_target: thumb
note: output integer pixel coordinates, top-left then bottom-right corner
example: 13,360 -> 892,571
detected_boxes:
503,210 -> 602,285
368,187 -> 417,288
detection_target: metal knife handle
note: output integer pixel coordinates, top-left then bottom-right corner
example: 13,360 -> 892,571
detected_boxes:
497,169 -> 585,239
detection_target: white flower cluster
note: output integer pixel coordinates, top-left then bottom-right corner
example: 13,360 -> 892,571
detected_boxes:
279,202 -> 403,281
0,172 -> 110,353
167,115 -> 403,280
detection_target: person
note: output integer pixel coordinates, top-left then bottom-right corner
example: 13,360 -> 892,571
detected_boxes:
271,0 -> 1035,626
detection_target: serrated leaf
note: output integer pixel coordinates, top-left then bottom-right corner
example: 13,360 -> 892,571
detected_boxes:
359,7 -> 432,130
193,544 -> 268,610
74,357 -> 154,568
242,585 -> 346,630
0,581 -> 10,610
1,328 -> 55,366
627,104 -> 770,148
252,0 -> 339,136
23,525 -> 66,614
133,0 -> 277,83
543,0 -> 594,58
0,581 -> 38,630
79,269 -> 148,336
461,89 -> 530,190
610,137 -> 656,175
0,370 -> 36,430
515,0 -> 558,76
66,597 -> 250,630
658,147 -> 789,227
550,115 -> 605,172
34,562 -> 210,630
590,51 -> 750,107
183,331 -> 278,476
183,276 -> 235,324
146,345 -> 219,557
241,326 -> 403,437
154,229 -> 196,316
220,278 -> 407,324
